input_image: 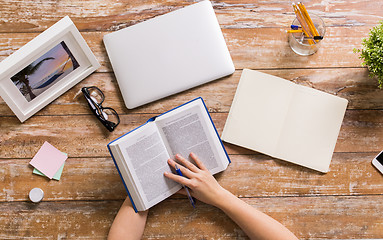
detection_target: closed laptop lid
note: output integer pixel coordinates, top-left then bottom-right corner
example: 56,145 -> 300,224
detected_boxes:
103,0 -> 235,109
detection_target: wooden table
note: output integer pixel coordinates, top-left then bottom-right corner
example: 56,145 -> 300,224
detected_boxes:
1,1 -> 382,239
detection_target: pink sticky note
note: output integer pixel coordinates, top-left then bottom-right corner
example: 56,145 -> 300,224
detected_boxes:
29,141 -> 67,179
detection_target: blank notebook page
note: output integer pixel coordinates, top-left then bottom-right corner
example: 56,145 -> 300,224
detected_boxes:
222,69 -> 295,155
277,84 -> 348,172
222,69 -> 348,173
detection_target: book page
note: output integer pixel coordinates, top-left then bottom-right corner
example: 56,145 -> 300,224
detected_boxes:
155,99 -> 229,174
222,69 -> 295,156
276,85 -> 348,172
117,122 -> 181,208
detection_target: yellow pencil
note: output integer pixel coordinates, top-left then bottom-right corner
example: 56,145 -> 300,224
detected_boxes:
292,3 -> 314,44
297,2 -> 320,42
298,2 -> 319,35
287,29 -> 303,33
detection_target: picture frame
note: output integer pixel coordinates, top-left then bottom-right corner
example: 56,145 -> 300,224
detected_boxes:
0,16 -> 100,122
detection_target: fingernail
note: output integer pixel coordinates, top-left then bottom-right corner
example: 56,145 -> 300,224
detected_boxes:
164,172 -> 168,176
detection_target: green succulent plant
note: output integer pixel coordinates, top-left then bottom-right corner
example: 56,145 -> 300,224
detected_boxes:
354,21 -> 383,89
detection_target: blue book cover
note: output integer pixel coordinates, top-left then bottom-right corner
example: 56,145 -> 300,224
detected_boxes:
107,97 -> 230,212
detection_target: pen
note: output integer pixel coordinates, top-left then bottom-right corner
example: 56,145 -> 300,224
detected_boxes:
290,25 -> 301,30
175,164 -> 195,208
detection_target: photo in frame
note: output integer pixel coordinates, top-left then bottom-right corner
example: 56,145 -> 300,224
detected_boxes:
0,16 -> 100,122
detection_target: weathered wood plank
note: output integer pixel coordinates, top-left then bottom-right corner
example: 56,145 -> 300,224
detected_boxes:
0,196 -> 382,239
0,26 -> 368,73
1,153 -> 382,202
0,157 -> 127,202
0,200 -> 118,239
146,196 -> 383,239
0,1 -> 380,240
1,67 -> 382,116
338,110 -> 383,153
225,26 -> 366,70
1,110 -> 382,158
0,0 -> 381,33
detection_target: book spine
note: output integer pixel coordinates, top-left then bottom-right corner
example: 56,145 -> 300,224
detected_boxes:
146,116 -> 157,122
154,96 -> 231,163
107,144 -> 139,213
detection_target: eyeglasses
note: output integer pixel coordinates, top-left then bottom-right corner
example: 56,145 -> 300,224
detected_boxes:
81,86 -> 120,132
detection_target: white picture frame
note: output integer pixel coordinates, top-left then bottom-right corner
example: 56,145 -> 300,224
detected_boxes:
0,16 -> 100,122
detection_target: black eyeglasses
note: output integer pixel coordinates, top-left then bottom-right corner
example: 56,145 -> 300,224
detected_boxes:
82,86 -> 120,132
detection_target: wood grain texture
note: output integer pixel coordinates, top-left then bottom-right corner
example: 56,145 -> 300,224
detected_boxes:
1,196 -> 382,239
1,0 -> 383,238
1,153 -> 383,202
145,196 -> 383,239
0,0 -> 382,33
1,110 -> 382,159
0,26 -> 369,73
1,68 -> 382,116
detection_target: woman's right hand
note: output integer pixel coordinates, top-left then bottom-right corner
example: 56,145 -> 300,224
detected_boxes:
164,152 -> 298,240
164,152 -> 229,207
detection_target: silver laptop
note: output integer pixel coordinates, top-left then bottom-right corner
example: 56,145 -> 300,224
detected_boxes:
103,0 -> 235,109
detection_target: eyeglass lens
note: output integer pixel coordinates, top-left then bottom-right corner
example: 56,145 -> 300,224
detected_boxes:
101,108 -> 119,124
87,87 -> 104,105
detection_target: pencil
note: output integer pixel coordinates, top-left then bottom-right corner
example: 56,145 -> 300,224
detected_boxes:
297,2 -> 320,42
292,3 -> 314,44
287,29 -> 303,33
304,36 -> 323,40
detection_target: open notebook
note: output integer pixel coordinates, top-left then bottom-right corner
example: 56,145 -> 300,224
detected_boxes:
222,69 -> 348,173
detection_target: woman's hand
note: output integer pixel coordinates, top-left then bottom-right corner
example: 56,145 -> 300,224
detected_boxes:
164,152 -> 228,207
164,152 -> 298,240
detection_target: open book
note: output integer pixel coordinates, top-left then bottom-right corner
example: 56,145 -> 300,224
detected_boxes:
222,69 -> 348,173
108,98 -> 230,211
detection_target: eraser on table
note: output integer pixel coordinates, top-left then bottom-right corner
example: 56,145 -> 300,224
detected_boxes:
29,188 -> 44,203
29,141 -> 67,179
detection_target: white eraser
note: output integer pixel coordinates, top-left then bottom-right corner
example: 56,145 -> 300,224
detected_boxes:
29,188 -> 44,203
